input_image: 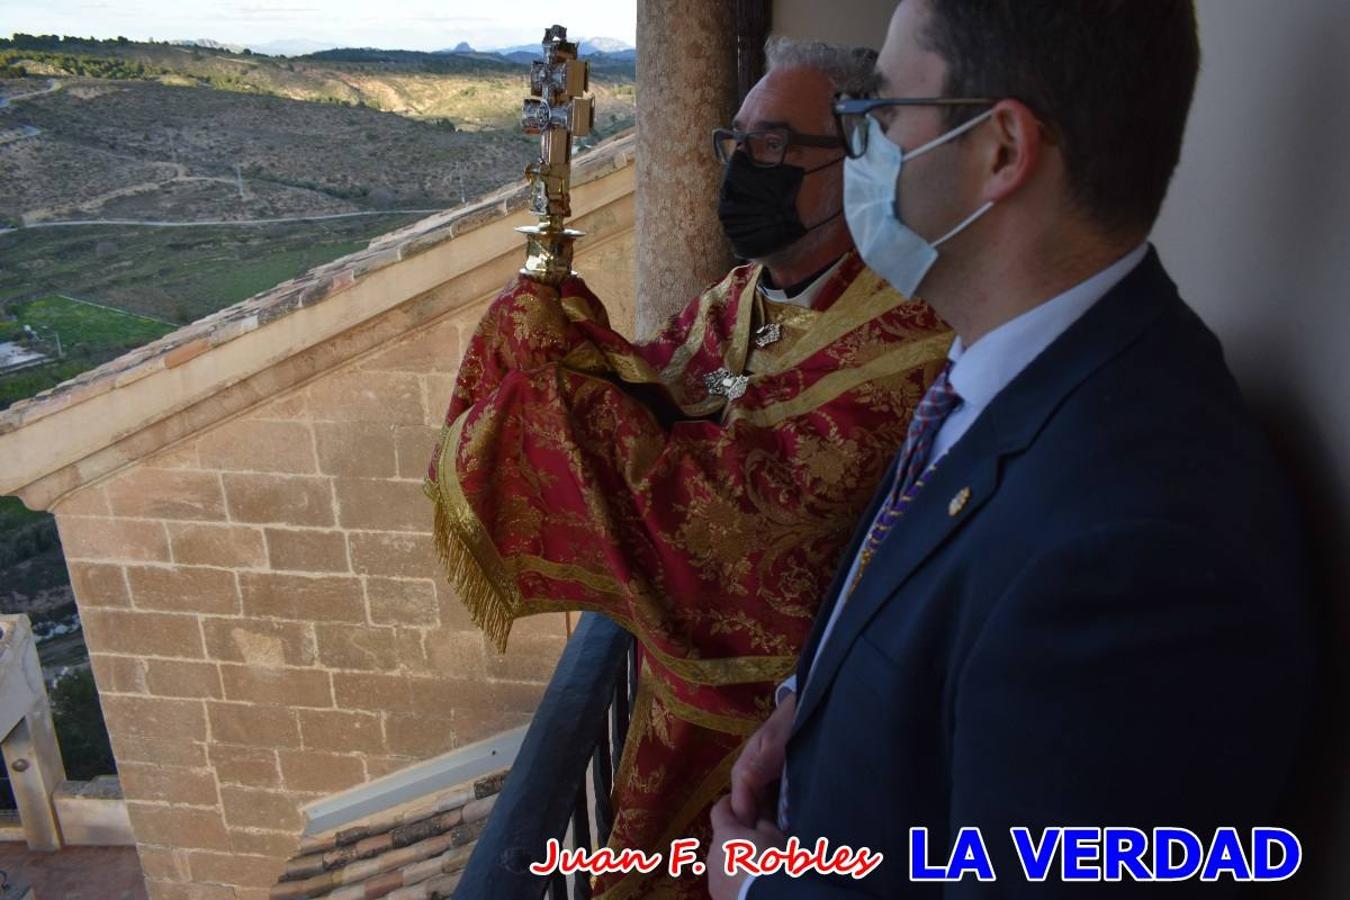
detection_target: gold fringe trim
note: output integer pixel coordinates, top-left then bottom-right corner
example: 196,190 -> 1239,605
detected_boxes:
424,411 -> 522,652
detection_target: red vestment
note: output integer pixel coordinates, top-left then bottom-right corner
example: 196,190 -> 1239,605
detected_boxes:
424,251 -> 951,898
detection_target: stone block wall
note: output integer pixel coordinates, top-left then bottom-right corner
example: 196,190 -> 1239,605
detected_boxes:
51,227 -> 637,899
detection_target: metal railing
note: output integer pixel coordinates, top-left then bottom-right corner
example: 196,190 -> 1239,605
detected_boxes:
455,613 -> 637,900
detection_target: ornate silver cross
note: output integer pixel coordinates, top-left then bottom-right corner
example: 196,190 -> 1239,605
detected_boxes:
702,368 -> 750,401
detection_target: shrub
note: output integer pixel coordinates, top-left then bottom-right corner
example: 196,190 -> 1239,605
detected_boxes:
50,667 -> 116,781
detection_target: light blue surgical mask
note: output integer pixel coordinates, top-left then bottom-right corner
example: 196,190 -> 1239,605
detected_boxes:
844,111 -> 995,299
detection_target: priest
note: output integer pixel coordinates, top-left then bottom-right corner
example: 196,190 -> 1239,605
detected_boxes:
424,38 -> 952,899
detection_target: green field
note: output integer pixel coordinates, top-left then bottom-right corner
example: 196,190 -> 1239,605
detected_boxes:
0,223 -> 412,319
0,293 -> 174,408
11,293 -> 173,343
0,214 -> 422,409
0,215 -> 420,319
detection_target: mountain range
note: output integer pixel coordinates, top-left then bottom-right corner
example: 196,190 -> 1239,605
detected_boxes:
172,36 -> 635,61
473,36 -> 635,56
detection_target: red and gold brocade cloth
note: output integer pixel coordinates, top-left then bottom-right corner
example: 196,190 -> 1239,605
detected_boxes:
422,250 -> 952,899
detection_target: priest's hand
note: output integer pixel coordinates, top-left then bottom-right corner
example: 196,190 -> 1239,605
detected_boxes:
504,271 -> 561,300
504,270 -> 595,305
708,795 -> 785,900
729,689 -> 795,826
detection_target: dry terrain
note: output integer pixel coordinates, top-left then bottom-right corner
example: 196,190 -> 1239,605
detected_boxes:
0,74 -> 633,225
0,44 -> 635,378
0,41 -> 634,631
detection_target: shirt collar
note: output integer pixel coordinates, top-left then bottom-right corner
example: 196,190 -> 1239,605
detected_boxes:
946,242 -> 1150,411
757,254 -> 848,310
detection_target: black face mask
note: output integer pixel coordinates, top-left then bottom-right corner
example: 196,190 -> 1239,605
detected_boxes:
716,149 -> 844,260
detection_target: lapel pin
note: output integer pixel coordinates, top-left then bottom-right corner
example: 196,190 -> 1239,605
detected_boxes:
948,487 -> 972,517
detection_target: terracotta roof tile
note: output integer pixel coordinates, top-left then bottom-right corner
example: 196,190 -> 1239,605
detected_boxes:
271,767 -> 507,899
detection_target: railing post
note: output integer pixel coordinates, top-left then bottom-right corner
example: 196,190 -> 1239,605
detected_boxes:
455,613 -> 633,899
0,616 -> 68,852
591,725 -> 614,847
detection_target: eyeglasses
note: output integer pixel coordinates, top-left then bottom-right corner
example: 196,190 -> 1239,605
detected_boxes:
832,94 -> 999,158
711,126 -> 844,168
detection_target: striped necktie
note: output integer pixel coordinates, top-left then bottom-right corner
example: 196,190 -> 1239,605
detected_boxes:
844,359 -> 962,598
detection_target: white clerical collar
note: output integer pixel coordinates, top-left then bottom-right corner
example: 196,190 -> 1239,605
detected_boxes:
946,242 -> 1149,414
757,255 -> 848,310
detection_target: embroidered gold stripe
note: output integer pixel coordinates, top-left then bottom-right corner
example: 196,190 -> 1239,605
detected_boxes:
610,671 -> 656,811
658,275 -> 729,383
726,330 -> 955,429
724,265 -> 763,378
513,593 -> 798,687
659,266 -> 762,386
760,268 -> 905,374
646,667 -> 764,737
601,745 -> 744,900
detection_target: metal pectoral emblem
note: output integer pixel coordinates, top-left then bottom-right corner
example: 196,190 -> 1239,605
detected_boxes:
517,25 -> 595,285
753,323 -> 782,349
703,368 -> 750,402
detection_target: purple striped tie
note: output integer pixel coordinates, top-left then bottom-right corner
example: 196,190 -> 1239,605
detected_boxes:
843,360 -> 962,598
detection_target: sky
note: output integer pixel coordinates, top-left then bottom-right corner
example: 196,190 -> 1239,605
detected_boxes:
0,0 -> 636,53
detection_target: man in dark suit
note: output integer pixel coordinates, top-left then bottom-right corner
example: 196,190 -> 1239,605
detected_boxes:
706,2 -> 1315,897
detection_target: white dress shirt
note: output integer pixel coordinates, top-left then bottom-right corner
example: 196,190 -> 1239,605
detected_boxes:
736,242 -> 1148,900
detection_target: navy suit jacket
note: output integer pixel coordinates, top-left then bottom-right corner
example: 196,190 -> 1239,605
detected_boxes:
749,248 -> 1314,897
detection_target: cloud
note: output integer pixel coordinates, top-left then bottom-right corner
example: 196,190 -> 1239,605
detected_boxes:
230,6 -> 322,16
0,0 -> 635,50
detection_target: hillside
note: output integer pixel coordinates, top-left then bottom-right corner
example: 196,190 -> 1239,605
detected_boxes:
0,33 -> 637,675
0,34 -> 636,129
0,31 -> 635,278
0,35 -> 636,227
0,80 -> 545,223
0,34 -> 636,402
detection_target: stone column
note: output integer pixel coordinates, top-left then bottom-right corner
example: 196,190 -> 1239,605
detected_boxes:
635,0 -> 739,337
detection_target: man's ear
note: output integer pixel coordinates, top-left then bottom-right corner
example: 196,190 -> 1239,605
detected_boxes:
980,99 -> 1044,205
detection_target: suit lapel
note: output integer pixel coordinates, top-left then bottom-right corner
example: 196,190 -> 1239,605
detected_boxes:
791,435 -> 1002,736
789,246 -> 1180,739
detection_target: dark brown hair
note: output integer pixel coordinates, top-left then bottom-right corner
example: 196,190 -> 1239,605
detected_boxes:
922,0 -> 1200,233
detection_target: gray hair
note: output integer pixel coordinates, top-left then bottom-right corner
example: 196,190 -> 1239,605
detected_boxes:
763,36 -> 878,97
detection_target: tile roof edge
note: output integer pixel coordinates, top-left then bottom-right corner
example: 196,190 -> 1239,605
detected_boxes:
299,725 -> 527,842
